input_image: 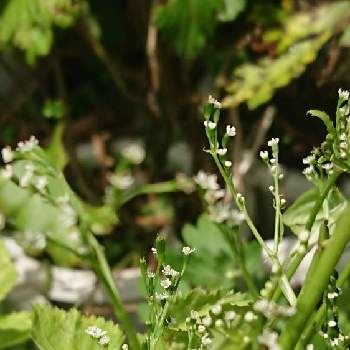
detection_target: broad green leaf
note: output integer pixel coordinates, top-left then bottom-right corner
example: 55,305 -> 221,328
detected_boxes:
283,187 -> 347,239
168,288 -> 251,330
217,0 -> 245,22
31,304 -> 125,350
155,0 -> 221,59
307,110 -> 335,135
0,238 -> 17,301
0,312 -> 32,349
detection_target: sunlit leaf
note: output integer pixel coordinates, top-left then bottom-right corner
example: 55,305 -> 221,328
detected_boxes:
0,238 -> 17,302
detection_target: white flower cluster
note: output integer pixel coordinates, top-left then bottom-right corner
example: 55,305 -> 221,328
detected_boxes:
182,246 -> 196,255
194,170 -> 219,191
85,326 -> 110,346
16,136 -> 39,152
338,88 -> 349,100
258,330 -> 281,350
208,95 -> 222,109
57,194 -> 77,228
254,299 -> 295,318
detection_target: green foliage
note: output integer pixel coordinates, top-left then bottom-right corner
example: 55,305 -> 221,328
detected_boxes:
307,110 -> 336,136
155,0 -> 222,59
31,304 -> 125,350
223,33 -> 330,109
283,187 -> 347,237
0,0 -> 80,64
0,239 -> 17,302
223,1 -> 350,109
45,123 -> 68,171
0,312 -> 32,349
42,100 -> 66,120
167,288 -> 250,330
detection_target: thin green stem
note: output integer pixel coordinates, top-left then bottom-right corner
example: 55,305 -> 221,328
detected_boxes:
212,152 -> 272,256
279,203 -> 350,350
219,224 -> 259,298
271,172 -> 341,302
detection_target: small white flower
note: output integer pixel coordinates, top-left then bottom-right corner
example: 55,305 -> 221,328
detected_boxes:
204,120 -> 217,130
237,193 -> 244,201
194,170 -> 219,191
299,230 -> 310,243
160,278 -> 171,289
122,344 -> 129,350
108,173 -> 134,190
151,247 -> 157,255
340,133 -> 347,141
120,142 -> 145,164
35,176 -> 48,192
155,292 -> 169,300
306,344 -> 314,350
162,265 -> 178,277
197,325 -> 206,333
303,166 -> 314,175
327,292 -> 338,300
328,320 -> 337,328
322,163 -> 333,171
215,319 -> 224,327
1,164 -> 13,179
182,246 -> 196,255
98,335 -> 110,346
217,148 -> 227,156
208,95 -> 222,109
338,88 -> 349,100
191,310 -> 199,319
281,198 -> 286,205
224,160 -> 232,168
260,151 -> 269,160
211,304 -> 222,315
267,138 -> 279,147
1,146 -> 13,163
226,125 -> 236,137
85,326 -> 106,338
268,185 -> 274,192
244,311 -> 257,322
201,333 -> 213,346
224,310 -> 236,321
303,155 -> 314,164
258,330 -> 281,350
202,316 -> 212,327
19,166 -> 34,188
147,271 -> 155,278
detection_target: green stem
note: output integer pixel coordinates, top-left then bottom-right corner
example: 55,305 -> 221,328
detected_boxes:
279,203 -> 350,350
219,224 -> 259,298
295,261 -> 350,349
212,152 -> 272,256
120,180 -> 180,206
271,172 -> 340,302
87,233 -> 141,350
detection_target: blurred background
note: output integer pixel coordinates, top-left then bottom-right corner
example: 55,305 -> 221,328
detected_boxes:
1,0 -> 350,325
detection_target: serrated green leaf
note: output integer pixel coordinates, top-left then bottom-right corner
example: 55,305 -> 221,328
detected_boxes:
0,239 -> 17,301
307,110 -> 335,135
0,312 -> 32,349
31,304 -> 125,350
283,187 -> 347,240
168,288 -> 251,330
